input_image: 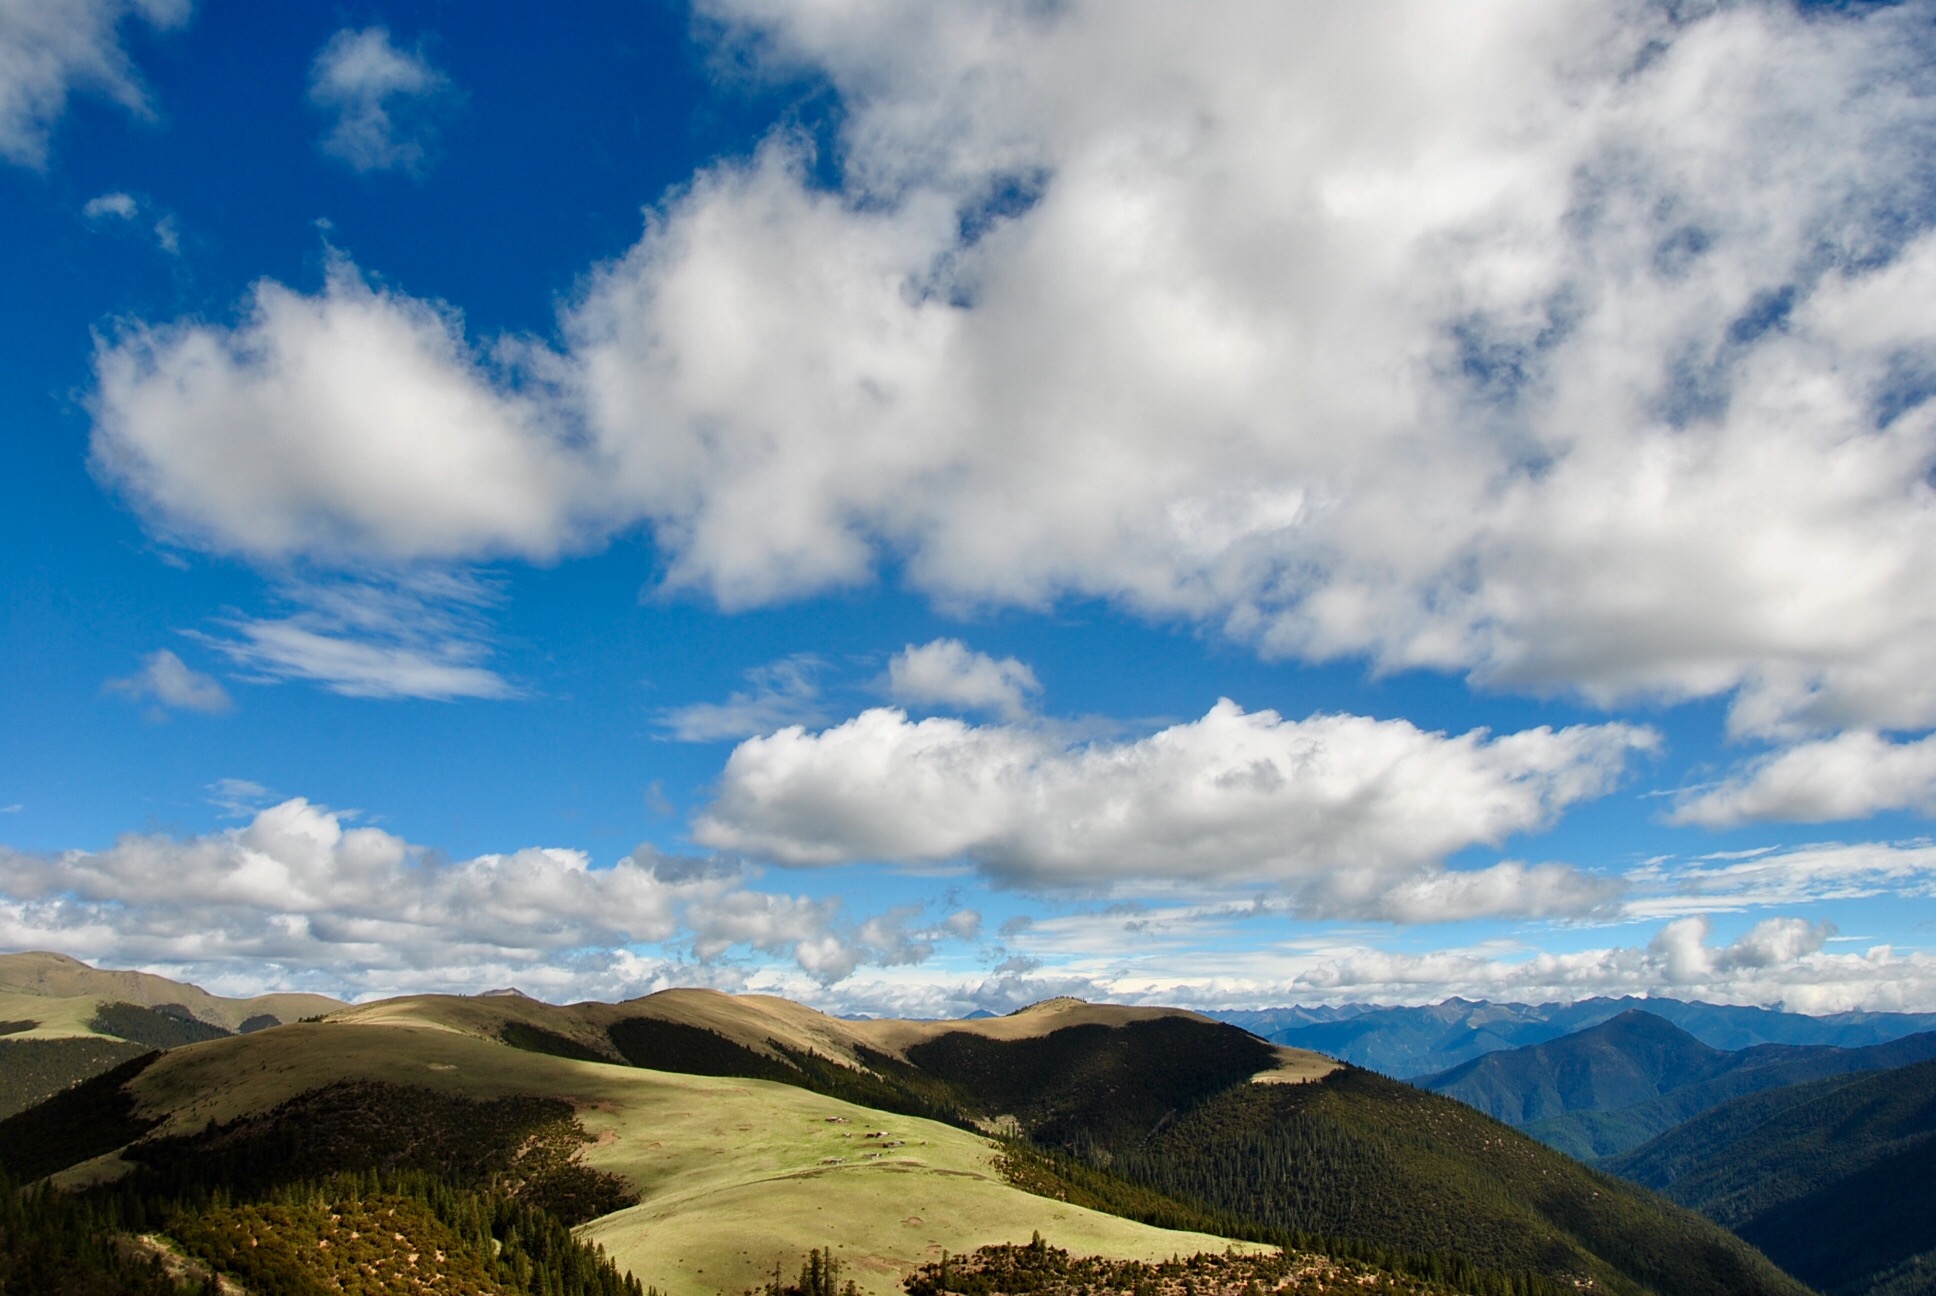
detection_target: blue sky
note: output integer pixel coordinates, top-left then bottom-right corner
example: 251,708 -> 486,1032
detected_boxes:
5,0 -> 1936,1014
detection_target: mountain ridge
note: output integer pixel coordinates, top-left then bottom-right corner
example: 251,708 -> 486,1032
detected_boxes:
1214,996 -> 1936,1077
1413,1008 -> 1936,1158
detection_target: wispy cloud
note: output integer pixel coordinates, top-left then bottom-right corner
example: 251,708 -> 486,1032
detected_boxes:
81,189 -> 180,252
660,655 -> 827,741
1624,840 -> 1936,918
205,778 -> 274,818
104,648 -> 232,718
307,25 -> 456,175
200,575 -> 515,702
0,0 -> 189,169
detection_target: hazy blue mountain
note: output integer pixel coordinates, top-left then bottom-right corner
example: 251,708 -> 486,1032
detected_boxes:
1206,997 -> 1936,1077
1605,1057 -> 1936,1296
1413,1009 -> 1936,1159
1418,1010 -> 1723,1124
1200,1004 -> 1376,1037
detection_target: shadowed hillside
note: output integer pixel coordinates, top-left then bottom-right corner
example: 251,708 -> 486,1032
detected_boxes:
1606,1057 -> 1936,1296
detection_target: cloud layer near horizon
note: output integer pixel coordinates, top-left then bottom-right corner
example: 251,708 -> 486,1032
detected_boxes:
84,0 -> 1936,743
0,797 -> 969,994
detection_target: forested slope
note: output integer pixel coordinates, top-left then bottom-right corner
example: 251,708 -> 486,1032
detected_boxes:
1606,1057 -> 1936,1296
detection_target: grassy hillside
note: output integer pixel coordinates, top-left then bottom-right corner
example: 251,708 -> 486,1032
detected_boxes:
0,951 -> 342,1032
313,989 -> 1809,1296
1605,1058 -> 1936,1296
0,1018 -> 1257,1296
0,975 -> 1818,1296
1419,1009 -> 1936,1159
0,953 -> 345,1121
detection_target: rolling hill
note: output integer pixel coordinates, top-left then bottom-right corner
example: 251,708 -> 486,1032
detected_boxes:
1605,1057 -> 1936,1296
0,950 -> 342,1032
0,950 -> 344,1118
0,965 -> 1815,1296
1414,1009 -> 1936,1158
1,1012 -> 1258,1296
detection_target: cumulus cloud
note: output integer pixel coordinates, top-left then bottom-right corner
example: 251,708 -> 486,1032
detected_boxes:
105,648 -> 231,716
887,638 -> 1039,720
0,797 -> 975,996
307,26 -> 453,174
0,0 -> 187,168
694,698 -> 1653,915
85,1 -> 1936,736
1672,731 -> 1936,827
90,259 -> 593,564
660,655 -> 827,741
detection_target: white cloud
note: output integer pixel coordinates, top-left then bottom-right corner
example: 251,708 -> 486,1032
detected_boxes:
90,259 -> 594,564
105,648 -> 231,715
82,189 -> 136,219
660,655 -> 826,741
1672,731 -> 1936,827
86,3 -> 1936,736
777,914 -> 1936,1019
1625,839 -> 1936,917
0,0 -> 187,168
0,797 -> 977,996
200,575 -> 514,701
887,638 -> 1039,720
307,26 -> 452,174
81,189 -> 181,253
205,777 -> 273,818
695,698 -> 1654,915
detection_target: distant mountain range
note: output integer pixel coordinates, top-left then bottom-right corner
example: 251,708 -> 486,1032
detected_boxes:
1410,1008 -> 1936,1158
1210,996 -> 1936,1077
1606,1057 -> 1936,1296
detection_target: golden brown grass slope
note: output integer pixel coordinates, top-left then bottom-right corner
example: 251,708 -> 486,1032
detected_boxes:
52,1014 -> 1261,1296
0,951 -> 342,1035
328,987 -> 1334,1083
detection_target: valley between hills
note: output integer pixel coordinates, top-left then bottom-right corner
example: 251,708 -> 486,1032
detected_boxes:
2,951 -> 1929,1296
